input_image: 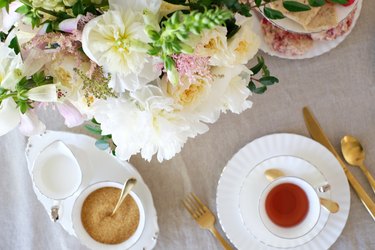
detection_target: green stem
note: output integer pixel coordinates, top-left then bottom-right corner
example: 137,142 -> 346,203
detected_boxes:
0,93 -> 16,102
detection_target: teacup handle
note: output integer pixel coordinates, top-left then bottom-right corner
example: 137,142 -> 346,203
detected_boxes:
316,183 -> 331,193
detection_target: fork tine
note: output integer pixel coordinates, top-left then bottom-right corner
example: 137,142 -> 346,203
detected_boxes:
182,199 -> 198,219
191,193 -> 206,210
187,193 -> 205,215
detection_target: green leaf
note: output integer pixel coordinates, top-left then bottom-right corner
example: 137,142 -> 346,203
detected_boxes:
259,76 -> 279,86
264,7 -> 285,19
283,1 -> 311,12
330,0 -> 348,4
0,87 -> 6,96
72,0 -> 84,16
9,36 -> 20,54
248,80 -> 256,92
253,86 -> 267,94
84,124 -> 102,135
18,101 -> 28,114
0,31 -> 6,42
15,5 -> 30,14
95,139 -> 110,150
308,0 -> 325,7
250,57 -> 265,75
255,0 -> 262,7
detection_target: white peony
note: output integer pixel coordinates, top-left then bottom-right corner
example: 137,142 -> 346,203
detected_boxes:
227,16 -> 260,65
82,1 -> 161,92
93,85 -> 207,162
192,26 -> 234,67
161,65 -> 252,123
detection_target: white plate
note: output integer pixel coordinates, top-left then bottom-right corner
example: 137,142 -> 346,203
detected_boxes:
216,133 -> 350,250
259,2 -> 357,34
25,131 -> 159,250
240,155 -> 330,248
252,0 -> 362,59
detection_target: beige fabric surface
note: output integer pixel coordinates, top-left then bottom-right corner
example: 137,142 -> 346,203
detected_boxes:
0,1 -> 374,249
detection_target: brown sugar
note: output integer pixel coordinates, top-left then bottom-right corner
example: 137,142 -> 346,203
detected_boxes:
81,187 -> 140,244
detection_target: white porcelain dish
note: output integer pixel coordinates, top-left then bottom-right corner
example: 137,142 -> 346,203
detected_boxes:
26,131 -> 159,250
72,181 -> 146,250
216,133 -> 350,250
240,155 -> 330,248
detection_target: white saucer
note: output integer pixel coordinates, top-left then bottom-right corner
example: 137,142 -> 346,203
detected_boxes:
240,155 -> 330,248
25,131 -> 159,250
252,0 -> 362,59
216,133 -> 350,250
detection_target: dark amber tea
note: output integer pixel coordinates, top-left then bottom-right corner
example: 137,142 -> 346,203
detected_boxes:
265,183 -> 309,227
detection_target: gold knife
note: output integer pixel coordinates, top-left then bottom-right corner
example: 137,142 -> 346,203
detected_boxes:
303,107 -> 375,220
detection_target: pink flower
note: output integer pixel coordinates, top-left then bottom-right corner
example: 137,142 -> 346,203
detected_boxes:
56,102 -> 85,128
171,54 -> 213,84
59,15 -> 81,33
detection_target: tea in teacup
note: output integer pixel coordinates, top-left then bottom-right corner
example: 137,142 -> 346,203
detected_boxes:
265,183 -> 309,227
259,176 -> 321,239
81,187 -> 140,244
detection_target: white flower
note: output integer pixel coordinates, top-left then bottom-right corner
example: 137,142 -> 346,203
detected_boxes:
218,65 -> 253,114
82,3 -> 161,92
18,110 -> 46,136
0,1 -> 23,33
227,16 -> 260,65
0,43 -> 23,91
0,98 -> 46,136
0,98 -> 21,136
193,26 -> 234,66
161,65 -> 252,123
27,85 -> 57,102
93,85 -> 207,162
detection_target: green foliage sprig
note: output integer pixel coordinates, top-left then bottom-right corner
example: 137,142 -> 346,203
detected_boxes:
147,8 -> 233,82
0,71 -> 54,113
248,57 -> 279,94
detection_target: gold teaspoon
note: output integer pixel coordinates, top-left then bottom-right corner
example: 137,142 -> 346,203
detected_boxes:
264,169 -> 339,213
341,135 -> 375,194
111,178 -> 137,216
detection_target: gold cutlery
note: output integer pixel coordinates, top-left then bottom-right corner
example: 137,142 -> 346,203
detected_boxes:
264,169 -> 340,213
183,193 -> 233,250
303,107 -> 375,220
341,135 -> 375,194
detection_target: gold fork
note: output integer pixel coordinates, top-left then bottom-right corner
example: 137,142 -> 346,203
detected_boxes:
183,193 -> 233,250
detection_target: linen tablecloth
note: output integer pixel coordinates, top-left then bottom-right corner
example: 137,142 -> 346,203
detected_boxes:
1,1 -> 374,249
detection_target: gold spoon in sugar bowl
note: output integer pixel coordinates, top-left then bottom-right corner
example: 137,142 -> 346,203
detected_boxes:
264,169 -> 339,213
341,135 -> 375,194
111,178 -> 137,216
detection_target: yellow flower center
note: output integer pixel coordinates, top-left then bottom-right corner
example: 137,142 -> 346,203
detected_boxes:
235,41 -> 249,54
178,79 -> 206,106
204,39 -> 218,51
55,67 -> 72,87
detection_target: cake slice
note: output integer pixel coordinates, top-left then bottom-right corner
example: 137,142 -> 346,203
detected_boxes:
269,0 -> 321,27
305,3 -> 338,32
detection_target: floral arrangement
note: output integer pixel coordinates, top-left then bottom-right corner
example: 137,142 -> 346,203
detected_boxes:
0,0 -> 345,162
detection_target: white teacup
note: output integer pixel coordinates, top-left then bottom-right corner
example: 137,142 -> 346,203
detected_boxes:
32,141 -> 82,200
259,176 -> 321,239
72,181 -> 145,250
